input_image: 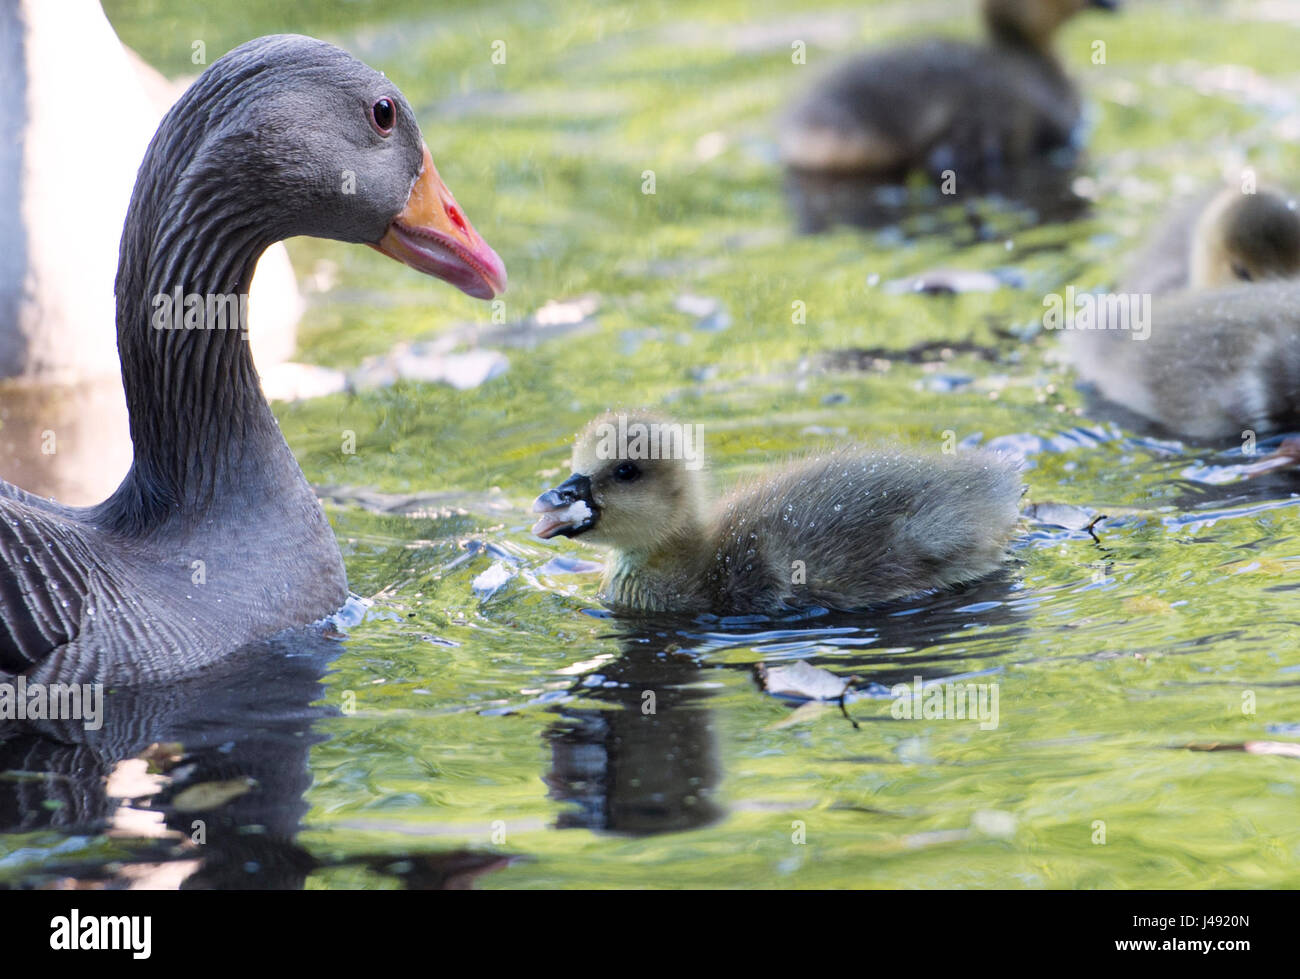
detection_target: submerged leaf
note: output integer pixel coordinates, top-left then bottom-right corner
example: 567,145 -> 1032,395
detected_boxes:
171,777 -> 256,812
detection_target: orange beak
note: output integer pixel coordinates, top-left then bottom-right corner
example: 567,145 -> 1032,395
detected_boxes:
370,144 -> 507,299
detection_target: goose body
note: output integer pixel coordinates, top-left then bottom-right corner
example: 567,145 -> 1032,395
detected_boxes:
0,35 -> 505,684
1065,186 -> 1300,440
780,0 -> 1116,183
532,412 -> 1022,616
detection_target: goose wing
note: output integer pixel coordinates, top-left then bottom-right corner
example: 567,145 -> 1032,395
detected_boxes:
0,492 -> 98,671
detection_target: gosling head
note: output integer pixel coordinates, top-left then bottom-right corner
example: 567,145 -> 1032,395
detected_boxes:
1190,186 -> 1300,289
532,412 -> 709,555
983,0 -> 1118,49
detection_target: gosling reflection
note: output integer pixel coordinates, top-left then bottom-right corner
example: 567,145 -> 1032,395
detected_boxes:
544,637 -> 723,836
783,164 -> 1089,235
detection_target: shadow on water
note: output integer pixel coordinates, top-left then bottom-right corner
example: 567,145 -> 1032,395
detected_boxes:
0,630 -> 512,889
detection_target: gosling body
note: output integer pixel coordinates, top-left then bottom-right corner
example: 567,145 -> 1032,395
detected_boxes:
780,0 -> 1116,184
533,413 -> 1022,617
1064,282 -> 1300,441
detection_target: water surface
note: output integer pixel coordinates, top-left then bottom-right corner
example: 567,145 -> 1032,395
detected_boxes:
3,0 -> 1298,889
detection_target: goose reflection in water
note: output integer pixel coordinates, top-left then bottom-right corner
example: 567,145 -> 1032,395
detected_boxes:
0,634 -> 511,890
783,163 -> 1090,236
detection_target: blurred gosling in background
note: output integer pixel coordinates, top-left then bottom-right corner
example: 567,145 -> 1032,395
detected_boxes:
1065,184 -> 1300,441
780,0 -> 1118,186
1119,184 -> 1300,296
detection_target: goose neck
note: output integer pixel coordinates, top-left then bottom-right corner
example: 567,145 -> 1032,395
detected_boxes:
109,151 -> 293,526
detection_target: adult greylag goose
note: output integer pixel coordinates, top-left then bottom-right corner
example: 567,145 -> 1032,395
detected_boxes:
532,412 -> 1021,616
0,34 -> 505,685
1064,186 -> 1300,441
779,0 -> 1116,186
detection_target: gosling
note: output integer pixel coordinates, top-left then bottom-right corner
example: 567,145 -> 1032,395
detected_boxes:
1063,185 -> 1300,440
532,412 -> 1023,617
1120,184 -> 1300,295
1063,281 -> 1300,441
780,0 -> 1118,184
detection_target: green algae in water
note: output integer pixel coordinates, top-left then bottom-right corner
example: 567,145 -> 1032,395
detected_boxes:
68,0 -> 1300,887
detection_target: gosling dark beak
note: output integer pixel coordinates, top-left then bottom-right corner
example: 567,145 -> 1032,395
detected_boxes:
370,143 -> 507,300
532,474 -> 598,540
1089,0 -> 1119,10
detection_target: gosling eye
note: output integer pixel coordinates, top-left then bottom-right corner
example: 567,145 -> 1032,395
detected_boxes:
1231,263 -> 1253,282
370,98 -> 396,136
613,462 -> 641,483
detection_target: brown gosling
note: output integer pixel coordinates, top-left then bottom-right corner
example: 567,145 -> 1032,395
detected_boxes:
779,0 -> 1117,181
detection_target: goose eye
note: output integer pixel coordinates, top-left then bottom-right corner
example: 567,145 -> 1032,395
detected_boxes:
613,462 -> 641,482
1232,263 -> 1253,282
370,98 -> 396,135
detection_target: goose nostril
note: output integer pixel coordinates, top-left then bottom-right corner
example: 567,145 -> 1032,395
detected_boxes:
445,201 -> 468,233
534,488 -> 573,510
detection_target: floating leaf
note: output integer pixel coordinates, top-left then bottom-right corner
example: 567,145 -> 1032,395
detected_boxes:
755,660 -> 852,701
1244,741 -> 1300,758
884,268 -> 1009,295
472,561 -> 515,597
1023,501 -> 1100,531
1185,741 -> 1300,758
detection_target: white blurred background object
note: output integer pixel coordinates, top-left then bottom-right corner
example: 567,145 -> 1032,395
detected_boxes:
0,0 -> 303,502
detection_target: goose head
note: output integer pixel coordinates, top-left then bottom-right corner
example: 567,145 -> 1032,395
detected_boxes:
110,35 -> 507,518
1189,185 -> 1300,289
983,0 -> 1118,50
532,412 -> 708,554
130,34 -> 505,300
